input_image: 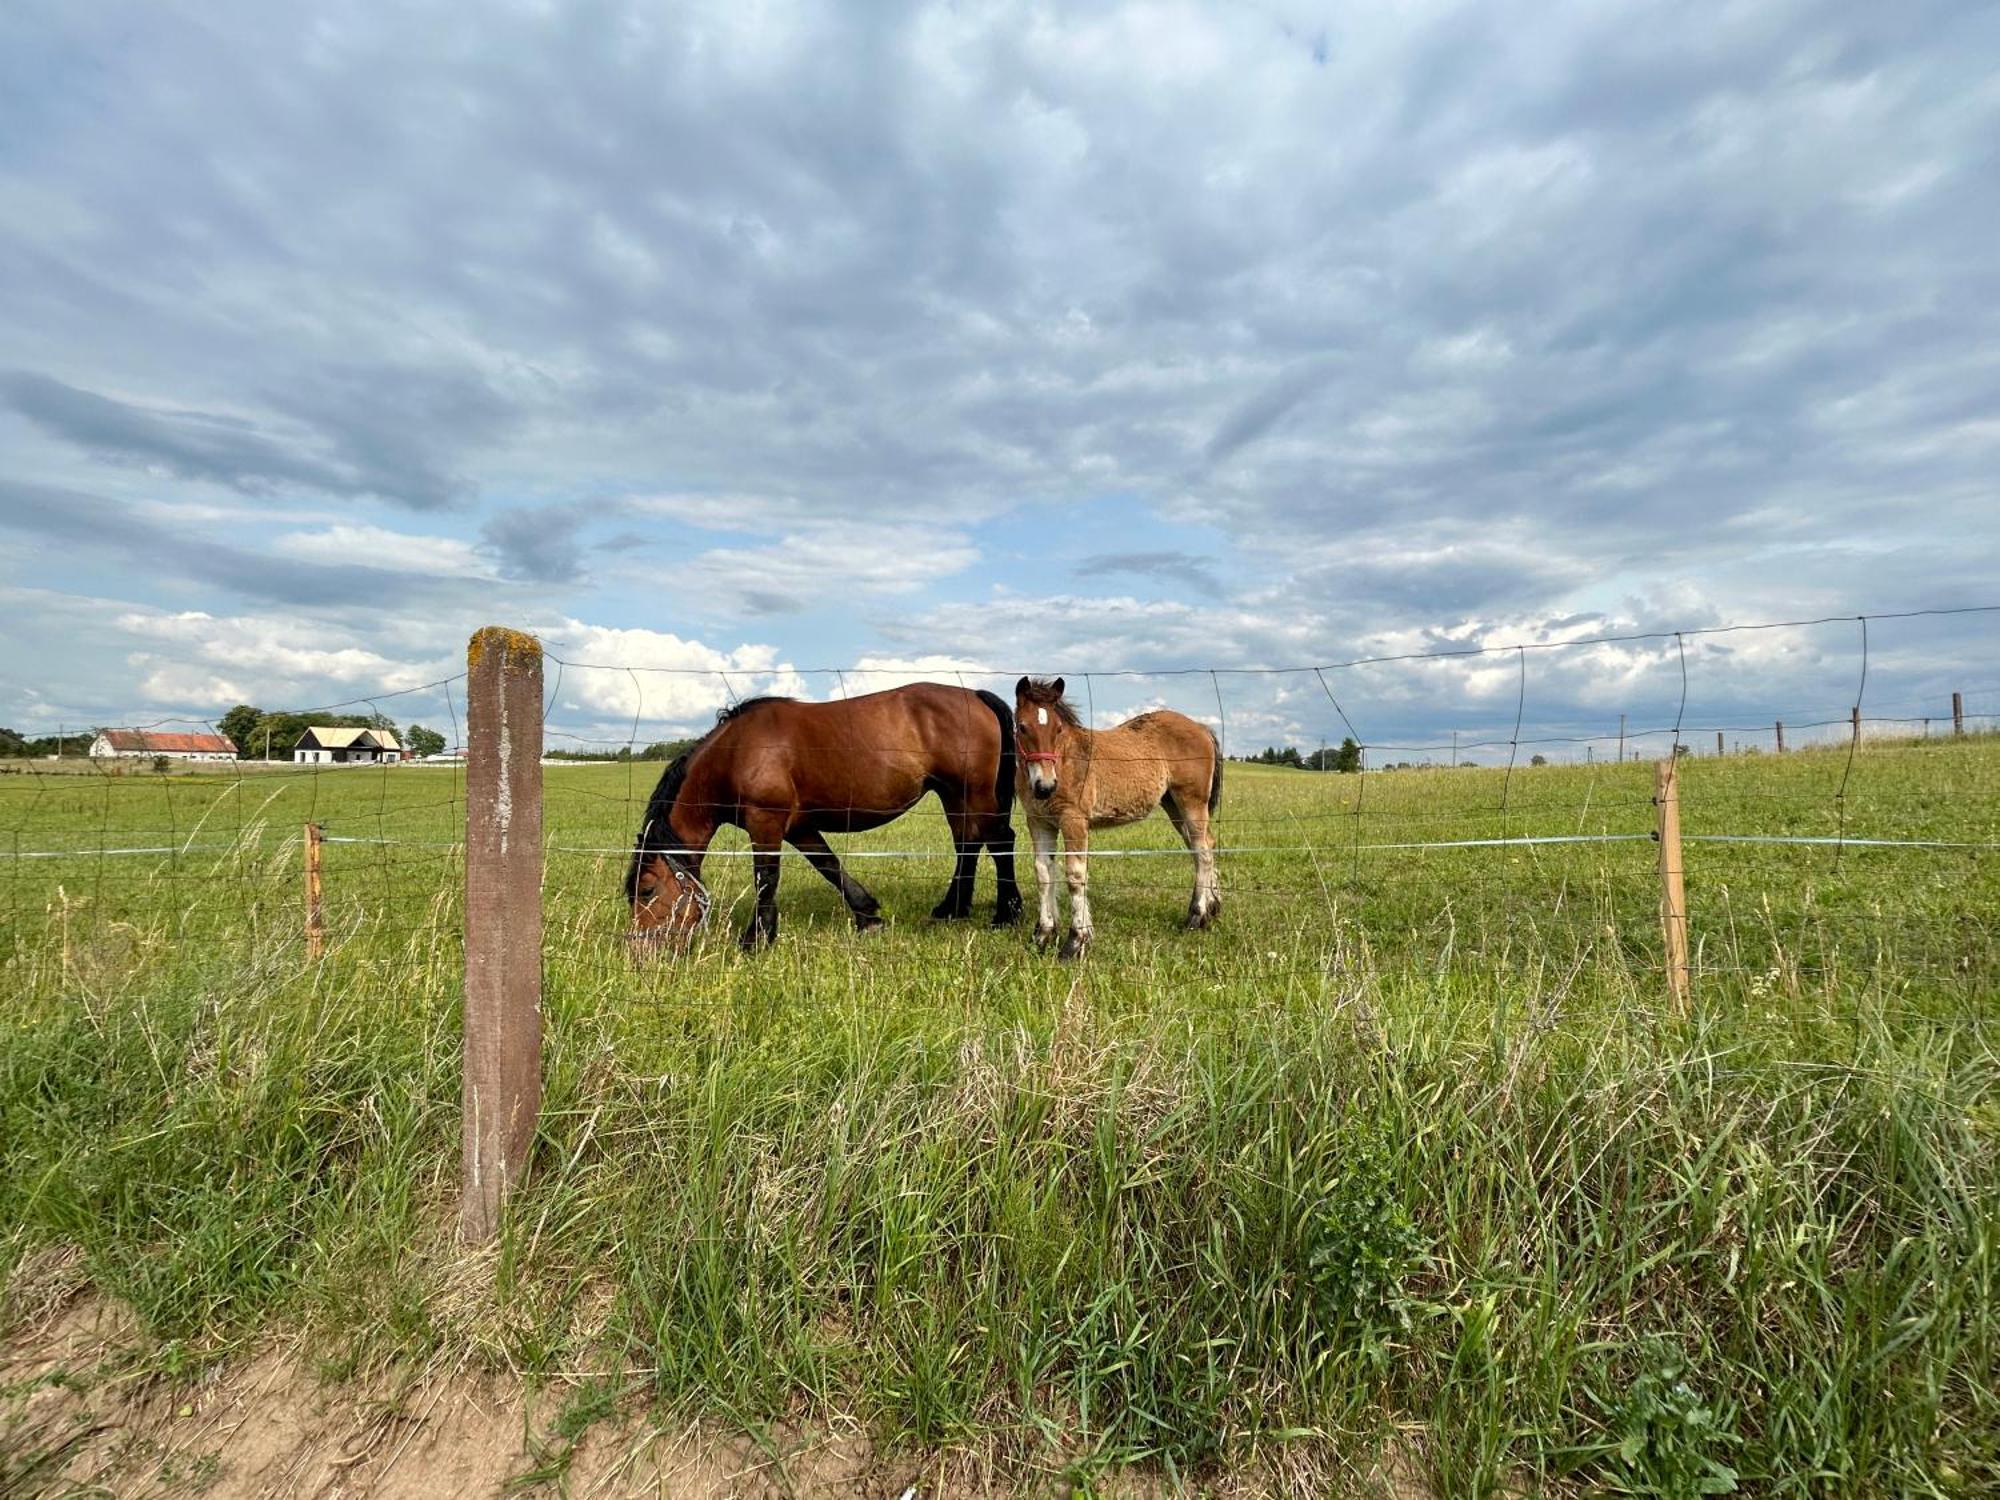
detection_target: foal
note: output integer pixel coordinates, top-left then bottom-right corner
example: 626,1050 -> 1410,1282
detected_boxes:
1013,676 -> 1222,958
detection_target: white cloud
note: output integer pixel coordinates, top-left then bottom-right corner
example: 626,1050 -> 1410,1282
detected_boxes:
116,609 -> 451,705
270,524 -> 493,577
687,527 -> 979,616
540,619 -> 807,733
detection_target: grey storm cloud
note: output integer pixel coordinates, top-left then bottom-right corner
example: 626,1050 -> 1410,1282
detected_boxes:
0,480 -> 495,609
1074,551 -> 1224,599
0,0 -> 1996,731
2,369 -> 497,510
481,503 -> 589,584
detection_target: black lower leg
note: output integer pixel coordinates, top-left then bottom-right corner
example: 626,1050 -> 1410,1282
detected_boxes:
742,850 -> 780,949
792,830 -> 882,929
987,828 -> 1022,924
931,842 -> 978,919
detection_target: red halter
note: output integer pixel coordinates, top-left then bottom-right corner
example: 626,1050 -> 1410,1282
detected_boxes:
1020,751 -> 1061,765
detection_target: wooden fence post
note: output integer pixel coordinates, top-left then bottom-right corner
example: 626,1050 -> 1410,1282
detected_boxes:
461,626 -> 544,1244
304,822 -> 323,960
1654,757 -> 1690,1013
1954,691 -> 1965,736
1775,720 -> 1785,754
1715,730 -> 1724,757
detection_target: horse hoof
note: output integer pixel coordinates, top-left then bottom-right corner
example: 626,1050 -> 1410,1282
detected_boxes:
929,901 -> 969,921
856,915 -> 886,935
1033,924 -> 1057,950
991,904 -> 1023,928
1058,930 -> 1090,961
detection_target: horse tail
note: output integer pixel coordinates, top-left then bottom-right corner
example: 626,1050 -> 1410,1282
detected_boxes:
1206,727 -> 1224,815
975,688 -> 1016,817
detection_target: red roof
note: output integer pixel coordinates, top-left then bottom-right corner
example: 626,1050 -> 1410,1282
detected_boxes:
99,730 -> 238,754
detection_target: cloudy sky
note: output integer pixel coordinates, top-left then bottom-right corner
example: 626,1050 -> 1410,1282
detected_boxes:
2,0 -> 1995,759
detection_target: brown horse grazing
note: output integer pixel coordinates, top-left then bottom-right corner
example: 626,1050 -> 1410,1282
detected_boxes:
1013,676 -> 1222,959
627,684 -> 1021,951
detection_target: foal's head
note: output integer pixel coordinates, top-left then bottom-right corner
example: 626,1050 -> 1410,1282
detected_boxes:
1014,676 -> 1079,800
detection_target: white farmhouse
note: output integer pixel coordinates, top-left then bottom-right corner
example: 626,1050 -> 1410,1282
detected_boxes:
292,726 -> 404,764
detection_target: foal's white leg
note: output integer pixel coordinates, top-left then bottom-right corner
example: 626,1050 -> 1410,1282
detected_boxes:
1165,794 -> 1220,929
1030,819 -> 1060,947
1060,820 -> 1092,959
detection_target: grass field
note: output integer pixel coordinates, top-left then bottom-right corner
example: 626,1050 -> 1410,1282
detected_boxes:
2,738 -> 1997,1495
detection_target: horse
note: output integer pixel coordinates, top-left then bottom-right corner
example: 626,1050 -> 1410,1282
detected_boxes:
1013,676 -> 1222,958
626,684 -> 1021,950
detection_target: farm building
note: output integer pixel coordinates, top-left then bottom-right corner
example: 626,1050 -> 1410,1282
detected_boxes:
293,726 -> 404,764
89,729 -> 238,761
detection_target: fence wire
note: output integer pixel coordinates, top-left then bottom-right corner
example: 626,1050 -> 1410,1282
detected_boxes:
3,607 -> 1997,1009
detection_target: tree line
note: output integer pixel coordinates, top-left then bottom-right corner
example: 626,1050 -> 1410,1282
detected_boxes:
1240,737 -> 1363,772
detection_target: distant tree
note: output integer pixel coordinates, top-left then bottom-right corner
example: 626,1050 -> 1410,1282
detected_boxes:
1529,753 -> 1548,767
217,704 -> 262,758
0,727 -> 26,756
640,738 -> 700,762
249,712 -> 311,759
1332,736 -> 1362,773
405,723 -> 448,759
151,755 -> 171,774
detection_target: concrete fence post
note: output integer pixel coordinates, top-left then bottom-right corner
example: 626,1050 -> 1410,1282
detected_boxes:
461,626 -> 544,1244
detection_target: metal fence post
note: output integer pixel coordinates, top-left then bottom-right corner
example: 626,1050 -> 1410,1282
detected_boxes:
461,626 -> 544,1244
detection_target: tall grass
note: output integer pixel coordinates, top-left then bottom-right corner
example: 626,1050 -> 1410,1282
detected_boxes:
2,742 -> 1997,1493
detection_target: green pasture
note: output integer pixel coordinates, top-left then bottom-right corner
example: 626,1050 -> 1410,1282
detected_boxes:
2,739 -> 1997,1494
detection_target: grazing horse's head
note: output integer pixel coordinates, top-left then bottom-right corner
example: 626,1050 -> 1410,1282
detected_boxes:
627,846 -> 710,952
626,741 -> 711,955
1014,676 -> 1078,800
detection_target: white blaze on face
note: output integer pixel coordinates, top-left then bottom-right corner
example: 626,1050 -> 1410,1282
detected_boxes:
1037,708 -> 1047,725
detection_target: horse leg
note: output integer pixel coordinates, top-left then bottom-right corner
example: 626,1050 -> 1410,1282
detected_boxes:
741,812 -> 785,950
929,806 -> 980,920
1059,815 -> 1093,960
1164,789 -> 1221,929
1028,819 -> 1060,948
788,825 -> 883,932
984,817 -> 1022,926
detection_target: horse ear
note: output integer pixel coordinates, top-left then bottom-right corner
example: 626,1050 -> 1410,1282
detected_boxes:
1015,676 -> 1031,698
1051,677 -> 1065,697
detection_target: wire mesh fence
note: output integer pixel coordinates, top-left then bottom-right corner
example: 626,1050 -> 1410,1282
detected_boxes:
3,606 -> 1997,1013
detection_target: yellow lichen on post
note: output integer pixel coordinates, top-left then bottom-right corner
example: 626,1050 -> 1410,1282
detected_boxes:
467,625 -> 542,674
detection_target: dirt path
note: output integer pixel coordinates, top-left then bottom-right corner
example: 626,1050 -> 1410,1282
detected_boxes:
0,1293 -> 905,1499
1,1276 -> 1431,1498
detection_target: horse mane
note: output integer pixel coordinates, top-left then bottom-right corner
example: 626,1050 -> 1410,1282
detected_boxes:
624,696 -> 796,900
1018,677 -> 1082,728
715,694 -> 792,723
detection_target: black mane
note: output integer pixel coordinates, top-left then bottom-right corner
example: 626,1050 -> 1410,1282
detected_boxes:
716,694 -> 793,722
623,696 -> 795,900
